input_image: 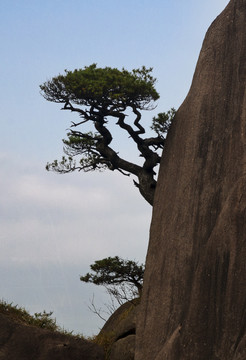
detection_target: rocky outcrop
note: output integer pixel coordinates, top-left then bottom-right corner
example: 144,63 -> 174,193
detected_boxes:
109,335 -> 135,360
136,0 -> 246,359
98,300 -> 139,360
0,313 -> 104,360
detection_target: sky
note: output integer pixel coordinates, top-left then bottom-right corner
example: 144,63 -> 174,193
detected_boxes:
0,0 -> 229,336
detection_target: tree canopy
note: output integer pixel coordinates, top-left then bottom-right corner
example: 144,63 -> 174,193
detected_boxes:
40,64 -> 175,205
80,256 -> 145,304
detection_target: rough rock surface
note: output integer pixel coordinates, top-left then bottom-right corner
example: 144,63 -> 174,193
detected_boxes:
0,313 -> 104,360
99,300 -> 139,360
136,1 -> 246,359
109,335 -> 135,360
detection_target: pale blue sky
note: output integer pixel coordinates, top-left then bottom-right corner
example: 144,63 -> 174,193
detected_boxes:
1,0 -> 229,335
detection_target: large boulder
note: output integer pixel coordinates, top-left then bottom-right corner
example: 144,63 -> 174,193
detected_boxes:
136,0 -> 246,359
98,299 -> 139,360
109,335 -> 135,360
0,313 -> 104,360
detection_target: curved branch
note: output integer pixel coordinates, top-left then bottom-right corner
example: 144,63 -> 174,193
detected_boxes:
143,136 -> 165,148
62,101 -> 90,118
110,109 -> 161,170
49,101 -> 163,205
132,105 -> 145,135
68,108 -> 160,204
94,115 -> 113,146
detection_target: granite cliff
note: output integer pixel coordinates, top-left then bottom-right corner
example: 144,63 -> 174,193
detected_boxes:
136,0 -> 246,359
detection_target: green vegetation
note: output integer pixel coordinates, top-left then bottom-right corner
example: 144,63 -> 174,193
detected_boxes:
40,64 -> 175,205
0,299 -> 120,358
0,299 -> 75,336
80,256 -> 145,305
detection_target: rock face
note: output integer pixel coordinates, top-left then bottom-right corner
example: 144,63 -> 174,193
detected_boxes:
99,300 -> 139,360
0,313 -> 104,360
109,335 -> 135,360
136,1 -> 246,359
